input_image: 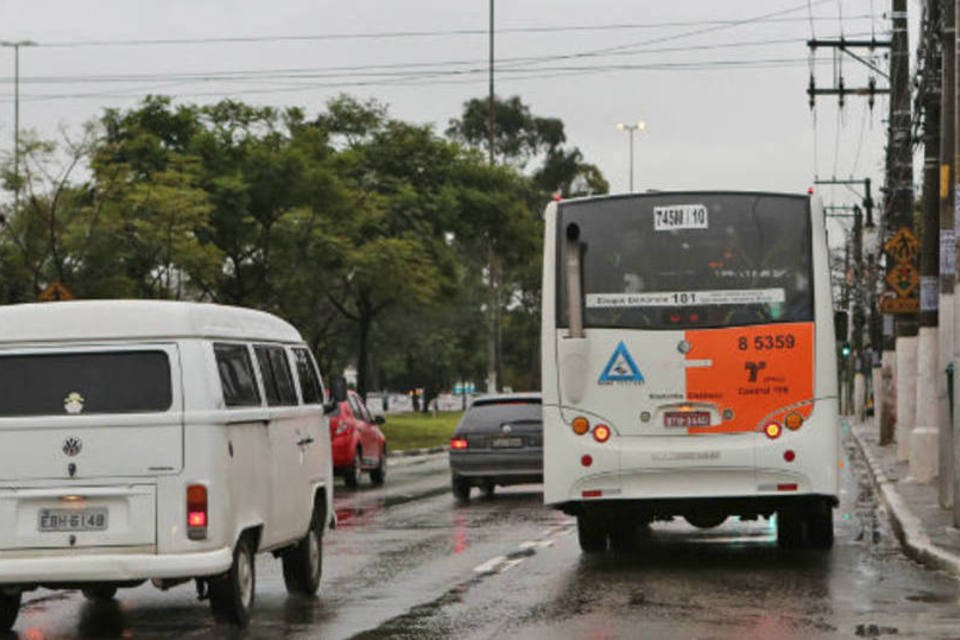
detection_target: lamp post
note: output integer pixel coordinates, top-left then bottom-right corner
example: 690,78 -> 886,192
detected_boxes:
616,120 -> 646,193
1,40 -> 36,212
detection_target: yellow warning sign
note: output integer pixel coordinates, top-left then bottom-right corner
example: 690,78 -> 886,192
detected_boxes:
882,226 -> 919,315
883,227 -> 919,262
37,282 -> 74,302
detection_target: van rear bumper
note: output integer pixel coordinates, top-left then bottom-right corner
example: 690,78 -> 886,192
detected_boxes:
0,546 -> 232,585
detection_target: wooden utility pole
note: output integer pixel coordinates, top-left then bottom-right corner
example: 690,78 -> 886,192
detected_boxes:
940,0 -> 956,509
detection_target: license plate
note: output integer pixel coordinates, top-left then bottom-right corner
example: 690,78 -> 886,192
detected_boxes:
491,436 -> 524,449
38,507 -> 108,532
663,411 -> 711,428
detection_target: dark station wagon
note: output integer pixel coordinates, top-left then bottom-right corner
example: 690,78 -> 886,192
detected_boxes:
449,393 -> 542,501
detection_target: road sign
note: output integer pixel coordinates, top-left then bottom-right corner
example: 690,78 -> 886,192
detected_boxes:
884,262 -> 919,297
37,282 -> 73,302
881,226 -> 919,315
883,227 -> 919,262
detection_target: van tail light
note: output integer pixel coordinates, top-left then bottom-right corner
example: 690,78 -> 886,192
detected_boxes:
450,438 -> 469,450
187,484 -> 208,540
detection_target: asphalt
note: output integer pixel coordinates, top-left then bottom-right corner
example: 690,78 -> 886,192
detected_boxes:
849,416 -> 960,576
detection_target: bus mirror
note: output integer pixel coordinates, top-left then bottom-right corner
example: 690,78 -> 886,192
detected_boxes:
834,310 -> 848,343
329,375 -> 348,403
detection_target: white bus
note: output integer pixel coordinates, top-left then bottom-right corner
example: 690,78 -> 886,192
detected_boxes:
541,191 -> 839,552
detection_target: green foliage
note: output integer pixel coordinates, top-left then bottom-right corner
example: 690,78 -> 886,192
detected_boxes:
380,411 -> 463,451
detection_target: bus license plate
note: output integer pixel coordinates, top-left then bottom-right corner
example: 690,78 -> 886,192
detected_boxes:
491,436 -> 524,449
38,507 -> 108,532
663,411 -> 711,428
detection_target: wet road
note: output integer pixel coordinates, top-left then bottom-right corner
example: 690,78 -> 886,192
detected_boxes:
8,426 -> 960,639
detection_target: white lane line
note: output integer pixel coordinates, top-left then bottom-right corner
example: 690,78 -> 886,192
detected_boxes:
500,558 -> 525,573
473,555 -> 507,574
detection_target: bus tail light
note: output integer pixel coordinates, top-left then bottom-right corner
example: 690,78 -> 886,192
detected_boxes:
450,438 -> 469,450
785,412 -> 804,430
572,416 -> 590,435
187,484 -> 208,540
593,424 -> 611,443
764,422 -> 782,439
581,454 -> 593,467
784,449 -> 796,462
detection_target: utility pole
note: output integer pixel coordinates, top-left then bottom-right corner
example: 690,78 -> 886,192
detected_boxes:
953,0 -> 960,527
910,0 -> 942,483
0,40 -> 35,213
485,0 -> 500,393
940,0 -> 956,509
886,0 -> 919,459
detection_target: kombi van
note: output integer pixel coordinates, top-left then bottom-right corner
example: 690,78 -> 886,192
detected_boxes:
0,300 -> 337,629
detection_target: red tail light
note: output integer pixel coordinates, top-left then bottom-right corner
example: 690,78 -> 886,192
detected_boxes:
593,424 -> 611,443
450,438 -> 469,450
187,484 -> 208,540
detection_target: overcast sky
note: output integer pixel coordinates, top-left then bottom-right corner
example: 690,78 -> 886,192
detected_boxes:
0,0 -> 913,229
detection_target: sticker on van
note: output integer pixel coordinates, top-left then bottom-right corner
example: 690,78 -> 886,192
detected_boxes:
64,392 -> 85,414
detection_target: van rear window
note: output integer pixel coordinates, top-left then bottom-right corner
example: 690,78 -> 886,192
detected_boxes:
0,351 -> 172,416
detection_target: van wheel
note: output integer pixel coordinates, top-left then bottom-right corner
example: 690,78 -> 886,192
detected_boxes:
344,449 -> 362,489
0,590 -> 20,632
452,474 -> 471,502
282,502 -> 324,596
807,503 -> 834,550
369,447 -> 386,486
577,514 -> 608,553
210,536 -> 255,626
81,584 -> 118,600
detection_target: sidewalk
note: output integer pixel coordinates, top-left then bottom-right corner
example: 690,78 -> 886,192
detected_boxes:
849,418 -> 960,575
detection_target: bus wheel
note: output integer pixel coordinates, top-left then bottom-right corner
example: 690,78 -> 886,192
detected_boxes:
577,514 -> 608,553
81,584 -> 118,600
282,502 -> 324,596
608,520 -> 637,553
0,590 -> 20,632
210,536 -> 256,626
776,509 -> 805,548
807,503 -> 834,550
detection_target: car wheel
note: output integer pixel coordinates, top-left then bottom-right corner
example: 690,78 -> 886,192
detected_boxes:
807,502 -> 834,550
482,480 -> 495,499
344,448 -> 362,489
577,514 -> 607,553
452,474 -> 471,502
0,590 -> 20,632
282,501 -> 324,596
81,584 -> 118,601
210,536 -> 256,627
369,447 -> 386,486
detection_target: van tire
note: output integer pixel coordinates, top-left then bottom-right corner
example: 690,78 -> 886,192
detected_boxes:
81,584 -> 118,600
370,447 -> 386,486
282,503 -> 323,596
577,515 -> 608,553
344,449 -> 362,489
210,536 -> 255,627
0,590 -> 20,632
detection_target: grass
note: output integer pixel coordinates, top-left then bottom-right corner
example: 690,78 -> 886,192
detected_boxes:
381,411 -> 463,452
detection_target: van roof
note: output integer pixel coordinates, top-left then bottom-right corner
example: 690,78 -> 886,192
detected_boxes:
0,300 -> 303,345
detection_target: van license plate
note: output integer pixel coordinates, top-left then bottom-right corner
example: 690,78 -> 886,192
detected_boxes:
664,411 -> 711,427
38,507 -> 108,532
491,437 -> 524,449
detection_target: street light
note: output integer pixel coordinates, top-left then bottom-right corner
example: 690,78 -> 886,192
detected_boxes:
616,120 -> 646,193
1,40 -> 37,212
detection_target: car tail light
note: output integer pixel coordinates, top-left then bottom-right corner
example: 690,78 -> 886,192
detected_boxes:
764,422 -> 782,439
593,424 -> 611,443
572,416 -> 590,435
450,438 -> 468,450
187,484 -> 208,540
785,412 -> 803,430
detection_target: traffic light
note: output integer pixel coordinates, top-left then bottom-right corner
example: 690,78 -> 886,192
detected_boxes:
841,342 -> 852,358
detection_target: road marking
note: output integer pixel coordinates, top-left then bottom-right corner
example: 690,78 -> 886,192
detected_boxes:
473,555 -> 507,574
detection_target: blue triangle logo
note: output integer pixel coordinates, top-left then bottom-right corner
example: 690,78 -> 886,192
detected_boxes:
599,341 -> 645,384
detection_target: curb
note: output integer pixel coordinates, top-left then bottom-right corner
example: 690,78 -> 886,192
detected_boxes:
387,446 -> 448,459
848,422 -> 960,576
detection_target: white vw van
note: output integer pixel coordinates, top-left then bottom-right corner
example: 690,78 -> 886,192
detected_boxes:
0,300 -> 337,628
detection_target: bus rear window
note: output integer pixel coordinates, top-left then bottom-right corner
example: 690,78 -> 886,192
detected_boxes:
0,351 -> 172,416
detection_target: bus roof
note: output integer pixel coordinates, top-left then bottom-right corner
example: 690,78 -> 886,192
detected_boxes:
556,190 -> 810,208
0,300 -> 303,345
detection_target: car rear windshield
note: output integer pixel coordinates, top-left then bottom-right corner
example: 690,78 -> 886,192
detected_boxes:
458,401 -> 542,433
0,350 -> 172,416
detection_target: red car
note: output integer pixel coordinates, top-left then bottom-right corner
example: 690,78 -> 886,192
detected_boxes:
329,390 -> 387,488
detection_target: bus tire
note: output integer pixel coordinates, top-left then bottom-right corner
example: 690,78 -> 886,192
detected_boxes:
776,509 -> 805,548
81,584 -> 118,600
577,514 -> 608,553
0,590 -> 20,632
452,474 -> 471,502
210,536 -> 256,627
609,520 -> 636,553
282,502 -> 324,596
807,503 -> 834,550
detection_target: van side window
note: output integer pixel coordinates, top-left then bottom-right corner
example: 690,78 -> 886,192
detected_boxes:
254,345 -> 298,407
292,348 -> 323,404
214,344 -> 261,407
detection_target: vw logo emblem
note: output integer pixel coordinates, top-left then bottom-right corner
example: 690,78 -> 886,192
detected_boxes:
501,424 -> 512,434
677,340 -> 692,354
62,437 -> 82,457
